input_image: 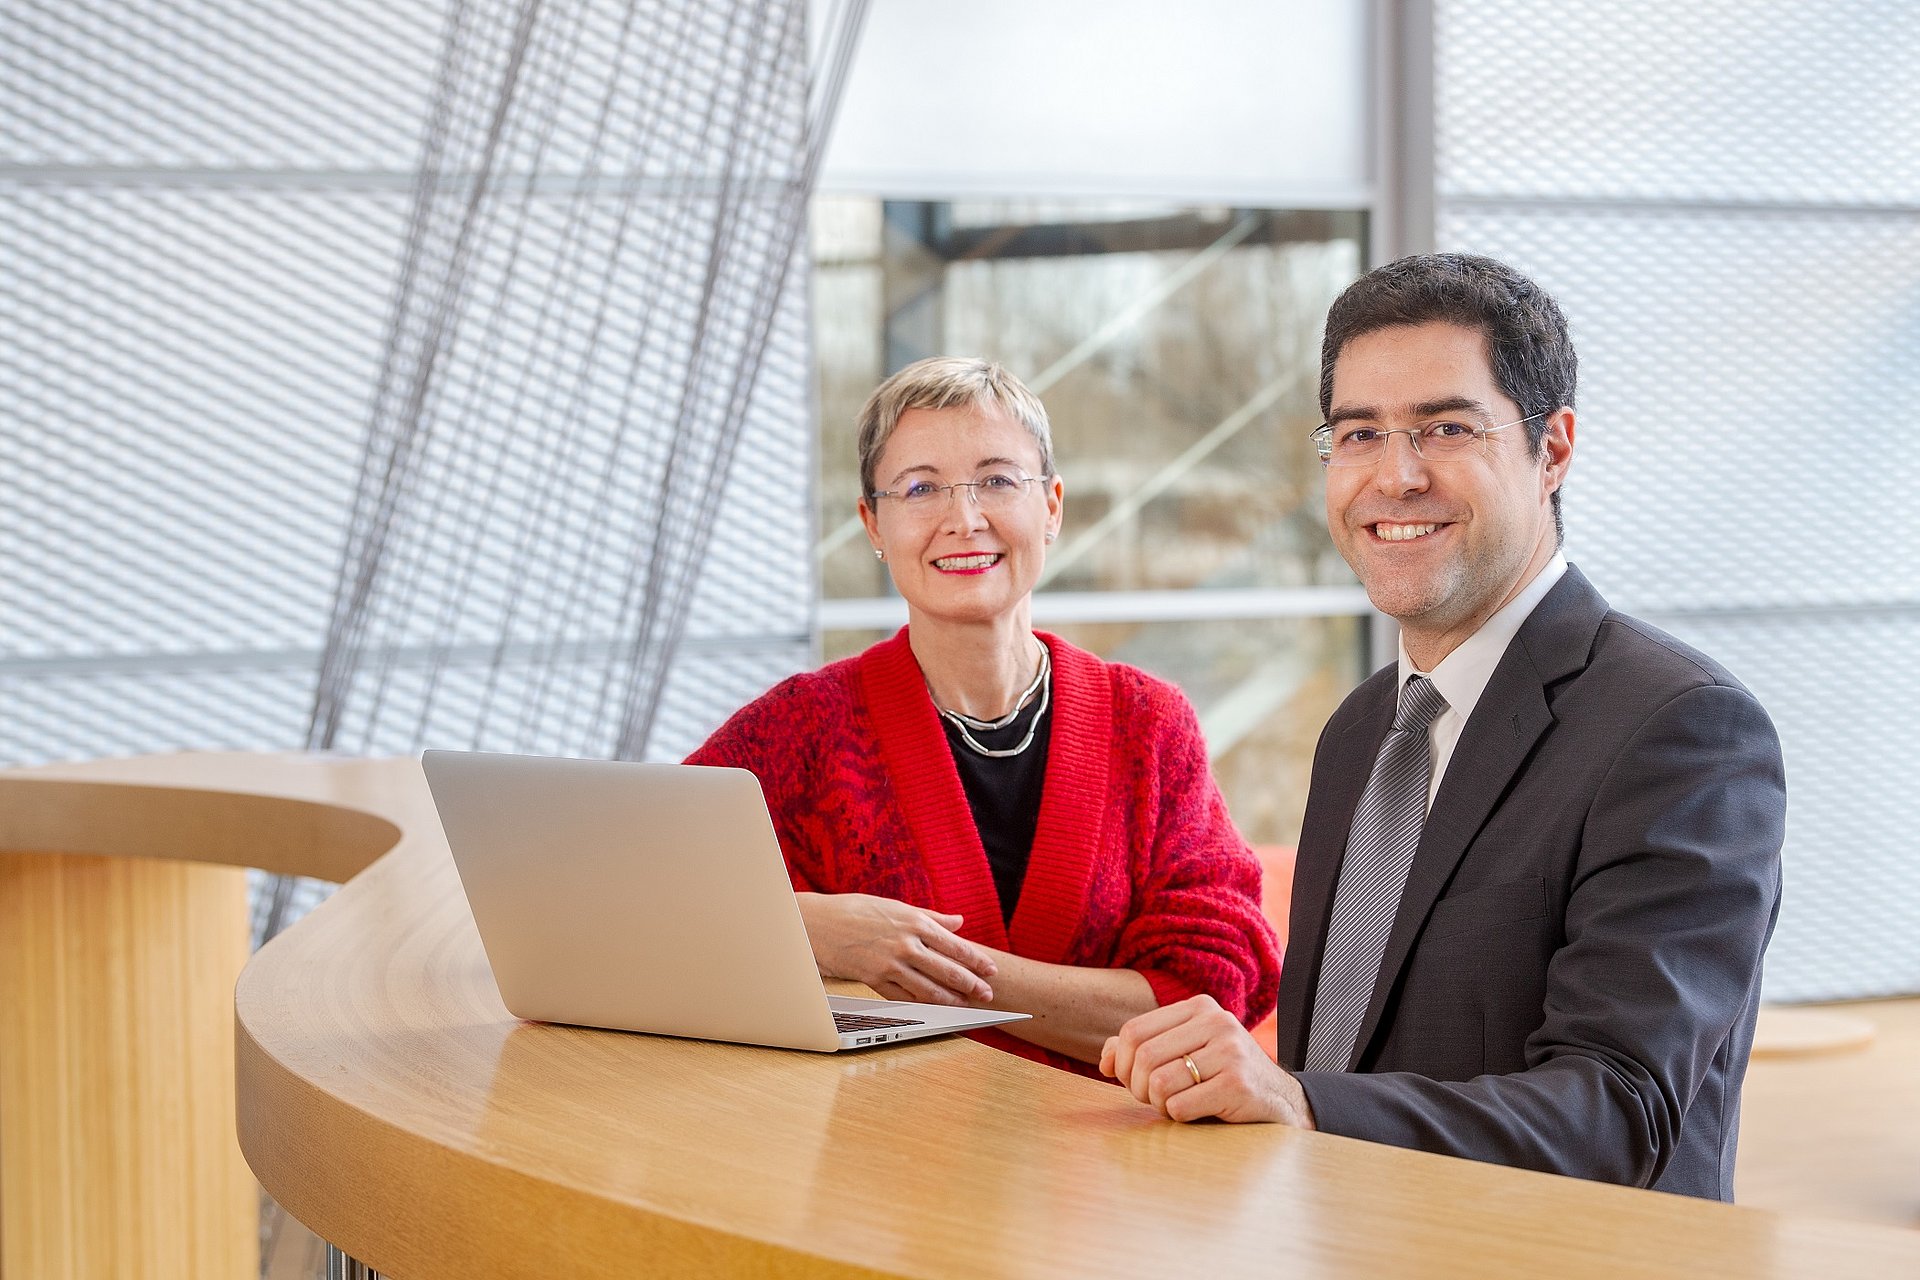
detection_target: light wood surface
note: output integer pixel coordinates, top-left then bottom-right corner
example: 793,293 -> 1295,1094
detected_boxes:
1751,1005 -> 1877,1057
0,753 -> 407,1280
8,754 -> 1920,1278
0,852 -> 255,1280
1738,998 -> 1920,1229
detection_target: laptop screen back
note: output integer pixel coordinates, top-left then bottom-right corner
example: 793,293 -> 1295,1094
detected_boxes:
421,751 -> 841,1051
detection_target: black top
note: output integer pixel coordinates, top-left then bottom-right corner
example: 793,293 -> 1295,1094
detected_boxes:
940,694 -> 1052,926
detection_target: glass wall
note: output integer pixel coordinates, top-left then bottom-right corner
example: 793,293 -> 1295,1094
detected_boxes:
811,197 -> 1370,846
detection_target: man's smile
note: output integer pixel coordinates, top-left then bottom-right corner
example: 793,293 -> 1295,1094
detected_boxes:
1368,521 -> 1448,542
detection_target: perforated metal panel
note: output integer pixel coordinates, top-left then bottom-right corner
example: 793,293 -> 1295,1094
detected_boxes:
1,2 -> 441,168
1437,0 -> 1920,204
1434,0 -> 1920,1001
2,1 -> 819,774
4,190 -> 398,666
1439,205 -> 1920,611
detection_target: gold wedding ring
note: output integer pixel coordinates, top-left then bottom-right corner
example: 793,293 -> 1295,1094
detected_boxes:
1182,1054 -> 1203,1087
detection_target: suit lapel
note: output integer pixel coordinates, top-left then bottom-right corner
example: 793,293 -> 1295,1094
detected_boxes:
1274,665 -> 1397,1067
1344,567 -> 1609,1067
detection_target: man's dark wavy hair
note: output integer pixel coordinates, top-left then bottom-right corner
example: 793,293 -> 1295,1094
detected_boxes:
1318,253 -> 1576,539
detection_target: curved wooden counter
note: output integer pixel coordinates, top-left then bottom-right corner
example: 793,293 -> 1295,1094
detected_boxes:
9,754 -> 1920,1278
0,753 -> 411,1278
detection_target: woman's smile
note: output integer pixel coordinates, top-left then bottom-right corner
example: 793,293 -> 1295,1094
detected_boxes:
932,552 -> 1004,574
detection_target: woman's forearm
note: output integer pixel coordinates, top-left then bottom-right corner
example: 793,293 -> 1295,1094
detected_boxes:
974,951 -> 1158,1063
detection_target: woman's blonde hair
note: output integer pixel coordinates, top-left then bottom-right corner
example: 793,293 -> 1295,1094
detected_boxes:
855,356 -> 1054,498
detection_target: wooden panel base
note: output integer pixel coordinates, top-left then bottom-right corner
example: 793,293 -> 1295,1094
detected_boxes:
0,852 -> 256,1280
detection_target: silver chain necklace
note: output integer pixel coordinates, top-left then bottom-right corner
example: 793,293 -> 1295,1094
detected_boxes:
934,643 -> 1052,759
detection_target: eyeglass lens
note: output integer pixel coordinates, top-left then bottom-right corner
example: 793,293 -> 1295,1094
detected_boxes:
891,475 -> 1037,508
1316,417 -> 1528,467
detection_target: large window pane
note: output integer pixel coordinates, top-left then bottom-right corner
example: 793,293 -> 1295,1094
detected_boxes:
814,199 -> 1363,600
811,197 -> 1369,847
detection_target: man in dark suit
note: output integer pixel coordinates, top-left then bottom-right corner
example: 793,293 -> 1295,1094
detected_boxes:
1101,253 -> 1785,1200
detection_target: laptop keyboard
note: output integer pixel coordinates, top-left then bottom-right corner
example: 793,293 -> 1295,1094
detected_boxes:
833,1012 -> 926,1032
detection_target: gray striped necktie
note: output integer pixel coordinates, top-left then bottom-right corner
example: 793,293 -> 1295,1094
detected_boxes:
1303,674 -> 1450,1073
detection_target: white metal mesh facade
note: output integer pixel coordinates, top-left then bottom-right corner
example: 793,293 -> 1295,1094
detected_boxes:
2,2 -> 817,772
1433,0 -> 1920,1000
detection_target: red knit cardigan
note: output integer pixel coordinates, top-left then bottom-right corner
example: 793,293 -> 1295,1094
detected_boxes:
686,629 -> 1281,1076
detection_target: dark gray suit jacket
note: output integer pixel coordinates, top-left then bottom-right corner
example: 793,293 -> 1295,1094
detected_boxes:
1277,566 -> 1785,1200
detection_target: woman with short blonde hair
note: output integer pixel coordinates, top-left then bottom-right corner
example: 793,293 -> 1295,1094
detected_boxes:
689,357 -> 1278,1073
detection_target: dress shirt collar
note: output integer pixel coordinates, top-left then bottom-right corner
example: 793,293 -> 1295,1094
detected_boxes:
1396,552 -> 1568,723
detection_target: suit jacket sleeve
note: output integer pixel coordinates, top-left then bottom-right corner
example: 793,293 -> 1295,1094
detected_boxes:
1296,681 -> 1785,1187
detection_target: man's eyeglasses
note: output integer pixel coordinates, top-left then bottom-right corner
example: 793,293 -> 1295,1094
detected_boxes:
868,471 -> 1046,513
1311,412 -> 1543,467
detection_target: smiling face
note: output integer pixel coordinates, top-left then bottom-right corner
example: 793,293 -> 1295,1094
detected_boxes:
1324,321 -> 1573,666
859,400 -> 1063,630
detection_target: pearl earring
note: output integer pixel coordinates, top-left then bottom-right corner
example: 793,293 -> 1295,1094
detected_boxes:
1044,531 -> 1056,543
874,547 -> 885,561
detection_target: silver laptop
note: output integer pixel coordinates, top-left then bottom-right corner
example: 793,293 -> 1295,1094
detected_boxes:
420,750 -> 1029,1052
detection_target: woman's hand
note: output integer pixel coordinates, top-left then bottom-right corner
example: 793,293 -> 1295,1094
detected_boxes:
795,892 -> 997,1005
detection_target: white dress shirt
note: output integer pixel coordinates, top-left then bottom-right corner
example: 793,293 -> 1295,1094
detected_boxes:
1395,552 -> 1568,807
